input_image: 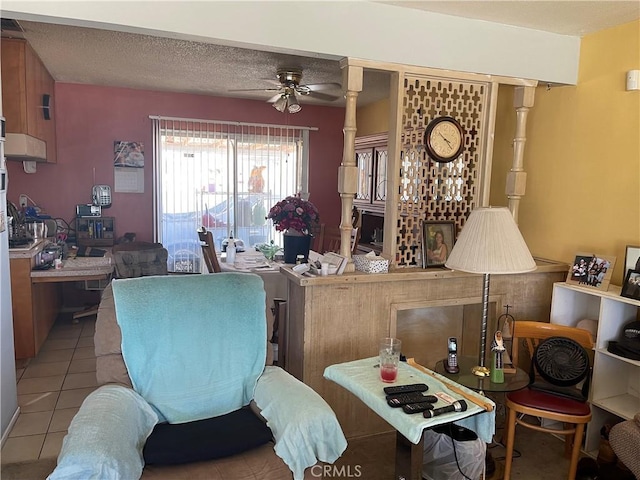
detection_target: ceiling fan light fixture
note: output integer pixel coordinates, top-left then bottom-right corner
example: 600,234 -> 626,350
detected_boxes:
272,95 -> 288,112
287,94 -> 301,113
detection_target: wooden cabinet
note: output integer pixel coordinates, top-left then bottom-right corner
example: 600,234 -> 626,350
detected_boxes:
354,133 -> 387,215
10,251 -> 61,359
550,282 -> 640,457
283,262 -> 569,439
77,217 -> 115,247
1,38 -> 57,163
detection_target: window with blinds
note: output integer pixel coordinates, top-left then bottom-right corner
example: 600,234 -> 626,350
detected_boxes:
152,117 -> 310,272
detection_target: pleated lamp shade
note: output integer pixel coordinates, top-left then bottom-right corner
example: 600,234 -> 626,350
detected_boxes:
445,207 -> 536,274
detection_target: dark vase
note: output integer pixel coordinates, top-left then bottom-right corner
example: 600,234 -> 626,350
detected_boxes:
283,233 -> 312,264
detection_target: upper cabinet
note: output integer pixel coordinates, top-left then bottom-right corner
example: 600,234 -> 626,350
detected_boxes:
354,133 -> 387,215
1,38 -> 57,163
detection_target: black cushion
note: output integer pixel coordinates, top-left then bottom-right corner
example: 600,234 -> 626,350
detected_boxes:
143,406 -> 273,465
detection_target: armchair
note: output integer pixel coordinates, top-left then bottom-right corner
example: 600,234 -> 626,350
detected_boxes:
48,273 -> 347,480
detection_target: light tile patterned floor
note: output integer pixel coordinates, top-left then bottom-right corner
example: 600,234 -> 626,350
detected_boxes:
1,316 -> 97,464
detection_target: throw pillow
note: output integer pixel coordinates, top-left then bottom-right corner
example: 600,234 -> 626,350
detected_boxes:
143,406 -> 273,465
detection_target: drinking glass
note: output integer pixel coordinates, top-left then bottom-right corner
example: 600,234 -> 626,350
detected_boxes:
379,337 -> 402,383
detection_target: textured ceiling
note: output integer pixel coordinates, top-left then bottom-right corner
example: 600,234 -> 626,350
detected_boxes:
4,2 -> 639,109
12,20 -> 382,108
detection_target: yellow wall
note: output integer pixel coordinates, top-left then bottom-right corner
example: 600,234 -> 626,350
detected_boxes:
356,98 -> 390,136
493,20 -> 640,286
359,20 -> 640,287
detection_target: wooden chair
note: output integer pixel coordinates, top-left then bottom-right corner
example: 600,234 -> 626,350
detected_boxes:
197,226 -> 222,273
310,222 -> 325,253
503,321 -> 594,480
322,225 -> 360,255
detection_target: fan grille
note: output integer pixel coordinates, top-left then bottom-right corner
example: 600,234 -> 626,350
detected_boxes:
534,337 -> 589,387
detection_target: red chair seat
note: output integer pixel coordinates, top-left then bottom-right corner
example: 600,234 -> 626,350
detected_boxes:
507,388 -> 591,416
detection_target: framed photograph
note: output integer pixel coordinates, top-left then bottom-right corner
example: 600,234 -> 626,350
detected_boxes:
621,269 -> 640,300
114,141 -> 145,168
566,252 -> 616,291
624,245 -> 640,274
421,221 -> 456,268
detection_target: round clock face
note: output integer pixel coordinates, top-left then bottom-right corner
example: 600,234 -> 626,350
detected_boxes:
424,117 -> 464,163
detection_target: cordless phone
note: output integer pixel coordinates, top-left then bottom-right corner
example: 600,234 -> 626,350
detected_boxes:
444,337 -> 460,374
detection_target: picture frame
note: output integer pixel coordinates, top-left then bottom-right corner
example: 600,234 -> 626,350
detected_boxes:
623,245 -> 640,274
621,269 -> 640,301
566,252 -> 616,291
421,221 -> 456,268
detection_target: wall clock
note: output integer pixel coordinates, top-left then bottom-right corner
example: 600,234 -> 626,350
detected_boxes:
424,116 -> 464,163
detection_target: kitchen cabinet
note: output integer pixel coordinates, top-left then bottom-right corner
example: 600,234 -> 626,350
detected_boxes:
550,282 -> 640,457
354,133 -> 387,215
1,38 -> 57,163
9,245 -> 61,359
76,217 -> 115,247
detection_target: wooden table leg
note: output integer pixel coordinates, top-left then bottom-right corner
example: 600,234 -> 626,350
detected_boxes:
395,430 -> 424,480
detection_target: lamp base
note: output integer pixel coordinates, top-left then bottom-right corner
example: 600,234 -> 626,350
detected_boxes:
472,365 -> 490,377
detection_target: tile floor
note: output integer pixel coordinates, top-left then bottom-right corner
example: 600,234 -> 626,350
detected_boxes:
1,315 -> 98,464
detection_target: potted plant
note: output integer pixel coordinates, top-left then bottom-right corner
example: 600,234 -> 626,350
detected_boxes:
267,194 -> 319,263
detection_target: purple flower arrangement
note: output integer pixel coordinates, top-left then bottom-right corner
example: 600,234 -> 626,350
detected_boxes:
267,195 -> 319,235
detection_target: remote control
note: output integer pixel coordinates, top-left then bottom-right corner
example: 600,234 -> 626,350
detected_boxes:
383,383 -> 428,396
402,402 -> 435,414
387,393 -> 438,407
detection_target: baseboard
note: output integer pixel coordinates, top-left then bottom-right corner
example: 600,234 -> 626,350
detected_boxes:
1,406 -> 21,448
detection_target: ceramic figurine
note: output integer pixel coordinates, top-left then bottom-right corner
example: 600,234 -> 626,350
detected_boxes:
491,331 -> 506,383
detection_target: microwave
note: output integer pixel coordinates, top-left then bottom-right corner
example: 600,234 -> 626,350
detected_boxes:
76,204 -> 101,217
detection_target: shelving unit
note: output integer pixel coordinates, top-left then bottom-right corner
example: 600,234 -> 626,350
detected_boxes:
76,217 -> 115,247
550,282 -> 640,457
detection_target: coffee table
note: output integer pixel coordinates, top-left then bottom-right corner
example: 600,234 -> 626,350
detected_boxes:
324,357 -> 496,480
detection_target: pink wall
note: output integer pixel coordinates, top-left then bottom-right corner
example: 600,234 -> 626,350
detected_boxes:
6,83 -> 345,242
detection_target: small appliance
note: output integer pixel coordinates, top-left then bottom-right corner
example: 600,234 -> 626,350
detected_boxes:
34,243 -> 62,270
77,204 -> 101,217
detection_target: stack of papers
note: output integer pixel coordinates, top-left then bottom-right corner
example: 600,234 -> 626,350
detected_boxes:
308,250 -> 347,275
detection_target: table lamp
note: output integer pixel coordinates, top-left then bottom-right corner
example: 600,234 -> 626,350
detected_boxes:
445,207 -> 536,377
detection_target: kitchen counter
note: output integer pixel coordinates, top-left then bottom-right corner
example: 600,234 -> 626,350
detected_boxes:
8,239 -> 45,258
31,254 -> 113,283
8,241 -> 113,359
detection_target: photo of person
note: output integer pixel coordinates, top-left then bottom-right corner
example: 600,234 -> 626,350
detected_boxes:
567,253 -> 616,290
114,141 -> 145,167
624,245 -> 640,274
427,229 -> 448,264
422,222 -> 455,267
621,270 -> 640,300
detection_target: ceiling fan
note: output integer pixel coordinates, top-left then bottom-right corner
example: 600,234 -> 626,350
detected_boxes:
229,69 -> 342,113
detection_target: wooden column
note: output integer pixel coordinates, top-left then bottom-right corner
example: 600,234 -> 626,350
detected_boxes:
338,62 -> 363,271
507,86 -> 535,222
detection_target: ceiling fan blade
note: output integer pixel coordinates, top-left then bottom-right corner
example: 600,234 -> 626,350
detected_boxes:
306,90 -> 342,102
228,87 -> 281,93
305,82 -> 342,91
267,93 -> 283,103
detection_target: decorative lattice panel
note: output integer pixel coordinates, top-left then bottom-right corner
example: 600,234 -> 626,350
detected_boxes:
395,75 -> 489,267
